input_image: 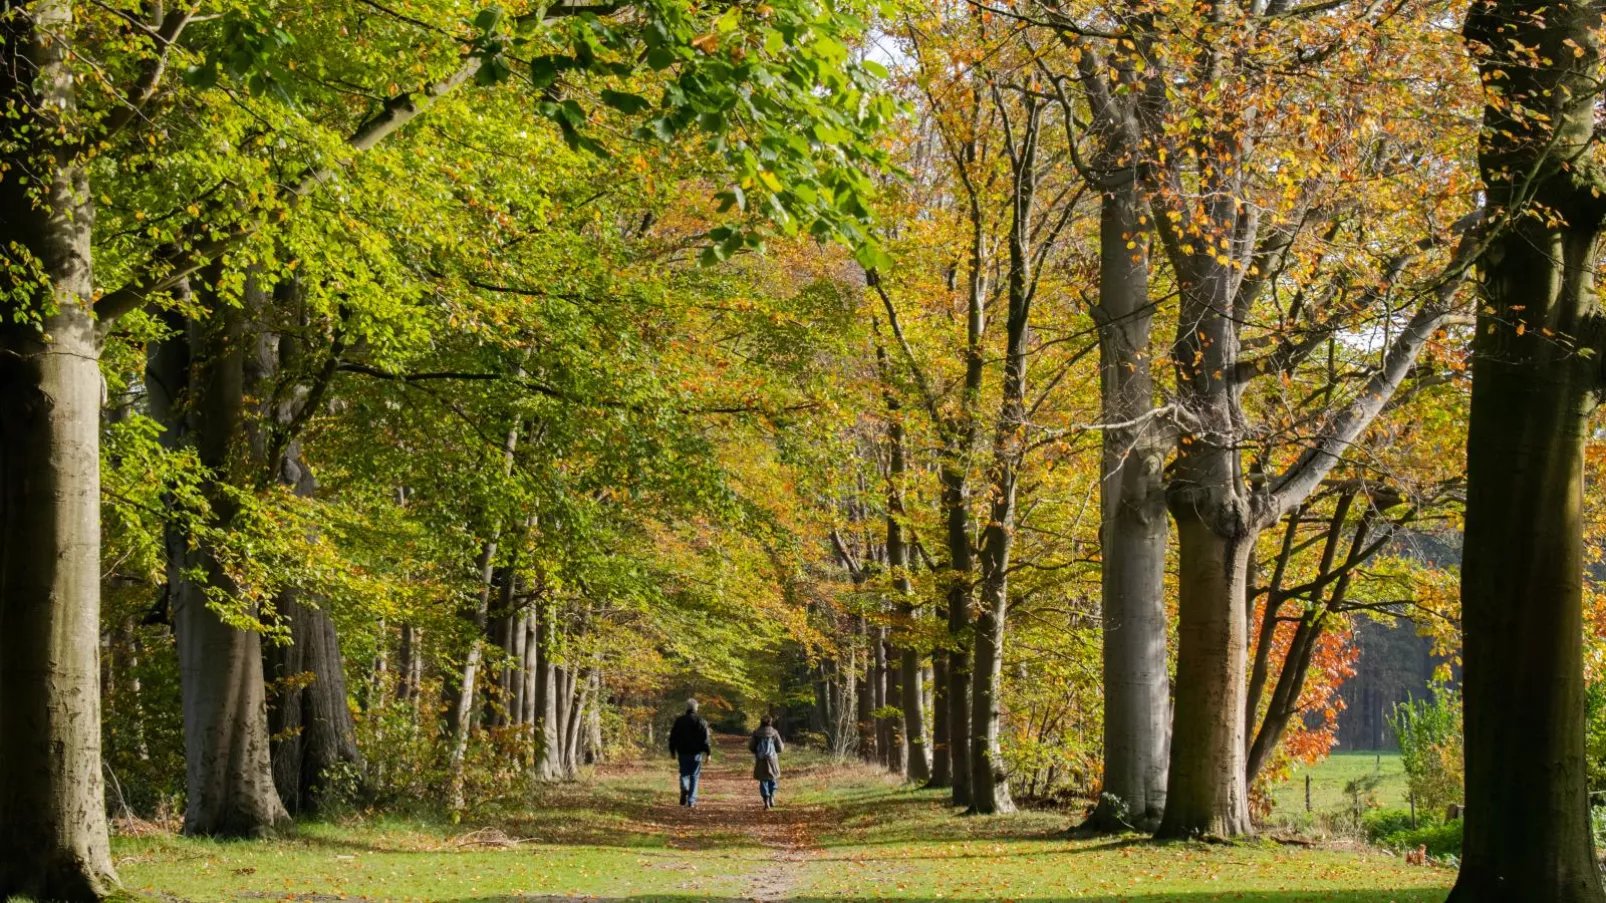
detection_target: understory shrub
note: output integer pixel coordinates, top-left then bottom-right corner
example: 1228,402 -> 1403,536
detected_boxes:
1363,807 -> 1462,858
1388,683 -> 1463,815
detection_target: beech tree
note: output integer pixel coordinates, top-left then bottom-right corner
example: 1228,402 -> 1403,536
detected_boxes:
1452,0 -> 1606,894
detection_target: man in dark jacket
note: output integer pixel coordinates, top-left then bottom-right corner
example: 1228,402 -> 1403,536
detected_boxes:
668,698 -> 712,807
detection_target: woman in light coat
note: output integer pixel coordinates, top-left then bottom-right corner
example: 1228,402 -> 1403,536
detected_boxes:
748,716 -> 784,809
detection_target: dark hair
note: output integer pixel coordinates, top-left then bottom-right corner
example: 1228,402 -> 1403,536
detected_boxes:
760,716 -> 773,727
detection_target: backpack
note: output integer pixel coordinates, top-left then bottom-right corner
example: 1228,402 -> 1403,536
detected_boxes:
754,733 -> 776,759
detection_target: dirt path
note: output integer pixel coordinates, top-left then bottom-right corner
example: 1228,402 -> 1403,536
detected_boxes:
654,736 -> 822,901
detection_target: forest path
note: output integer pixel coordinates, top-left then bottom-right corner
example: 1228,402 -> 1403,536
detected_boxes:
656,736 -> 821,901
112,739 -> 1457,902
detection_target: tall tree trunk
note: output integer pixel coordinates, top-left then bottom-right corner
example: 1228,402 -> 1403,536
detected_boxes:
585,670 -> 604,764
873,624 -> 892,767
941,471 -> 975,806
521,617 -> 539,727
1082,76 -> 1169,833
510,610 -> 528,730
534,599 -> 562,780
153,292 -> 289,837
0,11 -> 115,891
929,648 -> 951,786
263,590 -> 360,815
967,90 -> 1042,817
446,538 -> 497,808
1155,512 -> 1254,838
970,550 -> 1016,815
254,319 -> 359,816
856,616 -> 876,761
901,649 -> 930,781
446,423 -> 519,806
1450,0 -> 1606,893
398,624 -> 420,706
172,557 -> 289,835
885,636 -> 907,775
882,398 -> 930,782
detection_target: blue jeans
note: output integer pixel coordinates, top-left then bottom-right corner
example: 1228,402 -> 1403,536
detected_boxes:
678,753 -> 703,805
759,779 -> 776,803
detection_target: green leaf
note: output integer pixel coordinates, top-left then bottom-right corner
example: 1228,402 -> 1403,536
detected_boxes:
600,90 -> 652,115
647,45 -> 677,70
473,6 -> 504,32
530,55 -> 567,88
854,242 -> 893,271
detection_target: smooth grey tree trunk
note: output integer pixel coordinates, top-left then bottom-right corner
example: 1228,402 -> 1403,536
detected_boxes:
1156,513 -> 1254,838
446,537 -> 498,808
521,618 -> 539,728
534,600 -> 563,780
446,424 -> 519,805
149,292 -> 290,837
397,624 -> 421,709
872,624 -> 892,768
1081,94 -> 1170,831
0,5 -> 117,896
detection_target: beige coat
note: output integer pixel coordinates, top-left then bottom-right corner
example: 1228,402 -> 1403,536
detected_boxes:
749,726 -> 784,781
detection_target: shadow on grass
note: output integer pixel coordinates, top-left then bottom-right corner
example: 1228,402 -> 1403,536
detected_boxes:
436,886 -> 1445,893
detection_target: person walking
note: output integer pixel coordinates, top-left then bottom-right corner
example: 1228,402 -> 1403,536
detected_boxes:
668,698 -> 712,807
749,716 -> 784,809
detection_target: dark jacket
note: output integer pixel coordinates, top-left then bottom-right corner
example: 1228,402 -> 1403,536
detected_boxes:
749,725 -> 783,781
668,711 -> 712,758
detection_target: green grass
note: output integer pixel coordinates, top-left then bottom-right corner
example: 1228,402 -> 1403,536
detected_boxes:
1272,752 -> 1412,817
108,743 -> 1452,903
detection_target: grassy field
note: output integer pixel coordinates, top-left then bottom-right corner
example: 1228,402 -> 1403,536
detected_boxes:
108,741 -> 1452,903
1271,752 -> 1412,818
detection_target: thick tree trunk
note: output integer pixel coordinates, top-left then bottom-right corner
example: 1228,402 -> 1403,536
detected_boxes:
1156,512 -> 1254,839
254,324 -> 360,816
521,618 -> 539,727
969,567 -> 1015,814
0,246 -> 117,896
1082,111 -> 1170,833
1447,0 -> 1606,897
1451,257 -> 1605,902
264,590 -> 360,815
152,293 -> 290,837
585,670 -> 604,764
172,560 -> 291,835
0,6 -> 118,896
